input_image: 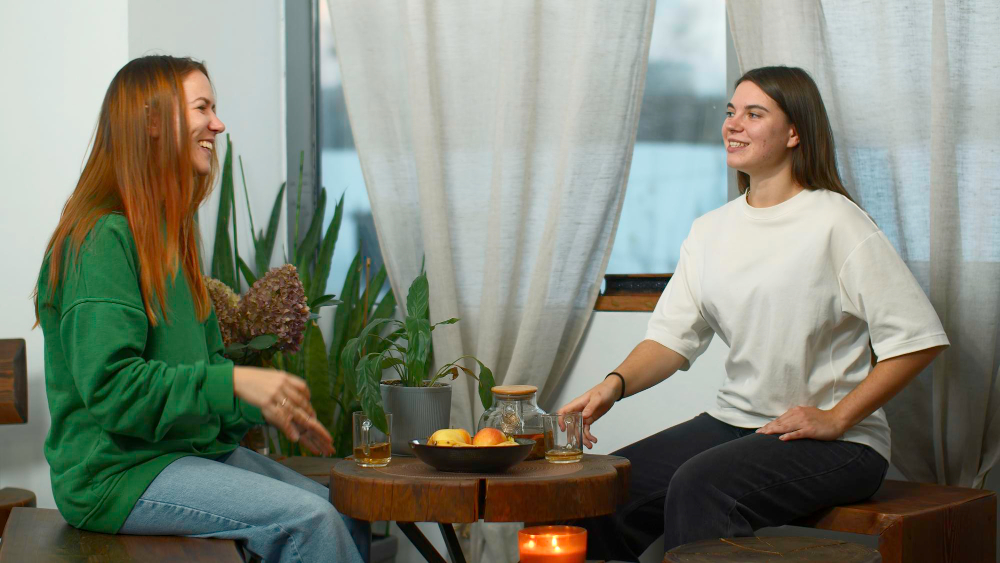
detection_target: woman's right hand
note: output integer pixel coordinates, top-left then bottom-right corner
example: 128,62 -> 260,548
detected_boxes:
233,366 -> 334,456
557,377 -> 620,449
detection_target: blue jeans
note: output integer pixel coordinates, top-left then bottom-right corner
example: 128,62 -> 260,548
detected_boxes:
578,413 -> 889,560
119,447 -> 368,563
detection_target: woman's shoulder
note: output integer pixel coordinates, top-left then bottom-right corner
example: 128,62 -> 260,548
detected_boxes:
812,189 -> 879,239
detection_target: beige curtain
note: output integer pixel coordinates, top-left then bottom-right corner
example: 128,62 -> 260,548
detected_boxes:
728,0 -> 1000,488
327,1 -> 655,559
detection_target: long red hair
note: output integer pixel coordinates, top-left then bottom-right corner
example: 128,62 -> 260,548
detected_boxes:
35,55 -> 218,326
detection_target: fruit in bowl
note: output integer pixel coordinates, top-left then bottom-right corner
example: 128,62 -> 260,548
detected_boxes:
427,428 -> 473,447
472,428 -> 517,446
410,432 -> 536,473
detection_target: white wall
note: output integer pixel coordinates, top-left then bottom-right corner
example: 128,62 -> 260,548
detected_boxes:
128,0 -> 288,271
0,0 -> 286,512
0,0 -> 130,511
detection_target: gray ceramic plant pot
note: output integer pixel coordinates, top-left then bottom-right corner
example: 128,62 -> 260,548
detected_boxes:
380,381 -> 452,456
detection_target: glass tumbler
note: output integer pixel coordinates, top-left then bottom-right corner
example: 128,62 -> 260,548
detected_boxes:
353,412 -> 392,467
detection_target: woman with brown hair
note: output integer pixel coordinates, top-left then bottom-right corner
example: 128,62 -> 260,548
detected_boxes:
34,56 -> 366,562
560,66 -> 949,559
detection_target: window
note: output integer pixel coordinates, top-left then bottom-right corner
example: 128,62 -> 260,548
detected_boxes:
317,0 -> 385,296
312,0 -> 729,303
607,0 -> 728,276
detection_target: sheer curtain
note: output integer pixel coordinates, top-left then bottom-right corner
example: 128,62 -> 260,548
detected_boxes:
327,1 -> 654,559
728,0 -> 1000,488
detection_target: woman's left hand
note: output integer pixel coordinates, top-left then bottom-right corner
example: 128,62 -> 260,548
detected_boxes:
757,406 -> 846,441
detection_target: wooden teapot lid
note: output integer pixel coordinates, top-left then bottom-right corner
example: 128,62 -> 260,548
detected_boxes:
491,385 -> 538,396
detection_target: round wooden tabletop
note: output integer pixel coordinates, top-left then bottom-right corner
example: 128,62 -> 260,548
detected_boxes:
331,454 -> 630,524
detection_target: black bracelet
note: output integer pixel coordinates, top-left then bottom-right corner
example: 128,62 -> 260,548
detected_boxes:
605,372 -> 626,402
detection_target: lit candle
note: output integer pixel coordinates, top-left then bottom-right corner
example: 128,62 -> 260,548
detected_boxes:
518,526 -> 586,563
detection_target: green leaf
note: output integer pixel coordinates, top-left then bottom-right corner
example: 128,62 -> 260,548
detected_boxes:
237,257 -> 257,286
295,188 -> 327,270
405,272 -> 429,321
380,357 -> 404,370
225,342 -> 247,353
238,155 -> 257,243
256,182 -> 286,277
474,358 -> 495,410
310,191 -> 344,303
303,322 -> 334,428
310,294 -> 339,309
356,354 -> 388,434
404,317 -> 430,387
340,337 -> 361,396
248,334 -> 278,350
329,251 -> 361,398
211,135 -> 237,290
431,317 -> 459,330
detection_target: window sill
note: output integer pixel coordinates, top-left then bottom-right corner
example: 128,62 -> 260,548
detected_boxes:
594,274 -> 671,312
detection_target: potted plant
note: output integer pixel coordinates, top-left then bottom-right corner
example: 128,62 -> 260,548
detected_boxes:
341,272 -> 495,455
208,136 -> 397,456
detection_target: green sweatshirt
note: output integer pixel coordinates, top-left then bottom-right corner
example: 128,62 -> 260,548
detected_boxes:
36,213 -> 265,533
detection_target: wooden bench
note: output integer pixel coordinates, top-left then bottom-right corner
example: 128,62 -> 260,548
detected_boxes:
794,479 -> 997,563
0,508 -> 243,562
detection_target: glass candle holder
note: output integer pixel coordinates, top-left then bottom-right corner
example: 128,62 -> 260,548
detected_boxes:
518,525 -> 587,563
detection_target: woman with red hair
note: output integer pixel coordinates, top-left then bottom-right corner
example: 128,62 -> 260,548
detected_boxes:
34,56 -> 366,563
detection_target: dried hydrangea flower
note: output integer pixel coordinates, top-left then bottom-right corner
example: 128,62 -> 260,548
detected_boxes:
239,264 -> 311,353
204,276 -> 242,346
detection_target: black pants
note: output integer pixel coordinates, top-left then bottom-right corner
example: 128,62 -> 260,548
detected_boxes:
578,412 -> 888,561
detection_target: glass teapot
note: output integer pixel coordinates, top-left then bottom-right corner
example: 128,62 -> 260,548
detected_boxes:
478,385 -> 547,460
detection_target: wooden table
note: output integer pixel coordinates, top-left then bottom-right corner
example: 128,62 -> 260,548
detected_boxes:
331,454 -> 630,563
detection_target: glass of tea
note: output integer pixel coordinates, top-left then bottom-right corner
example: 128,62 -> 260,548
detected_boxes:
353,412 -> 392,467
542,412 -> 583,464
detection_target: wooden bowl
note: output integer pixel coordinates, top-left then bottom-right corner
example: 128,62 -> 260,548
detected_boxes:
409,438 -> 535,473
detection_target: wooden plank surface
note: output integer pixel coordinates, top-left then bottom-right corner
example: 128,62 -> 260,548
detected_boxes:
664,536 -> 880,562
277,455 -> 338,487
0,488 -> 35,539
0,508 -> 243,562
332,458 -> 481,523
795,480 -> 997,563
796,480 -> 995,533
331,455 -> 630,524
0,339 -> 27,425
594,294 -> 659,312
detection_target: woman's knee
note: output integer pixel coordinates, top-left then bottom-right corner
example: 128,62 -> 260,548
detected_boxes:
664,455 -> 731,507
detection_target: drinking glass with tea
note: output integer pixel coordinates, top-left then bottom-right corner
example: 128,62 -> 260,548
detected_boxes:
353,412 -> 392,467
542,412 -> 583,464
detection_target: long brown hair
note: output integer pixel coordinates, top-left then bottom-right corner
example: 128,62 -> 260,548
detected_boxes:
735,66 -> 855,203
35,55 -> 218,326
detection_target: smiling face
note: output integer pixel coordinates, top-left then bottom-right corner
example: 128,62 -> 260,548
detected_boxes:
723,81 -> 799,178
181,71 -> 225,176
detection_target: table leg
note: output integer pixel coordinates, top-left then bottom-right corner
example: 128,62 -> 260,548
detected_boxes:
396,522 -> 449,563
438,523 -> 467,563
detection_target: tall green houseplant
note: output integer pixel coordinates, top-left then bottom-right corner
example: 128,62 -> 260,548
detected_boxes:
209,135 -> 396,456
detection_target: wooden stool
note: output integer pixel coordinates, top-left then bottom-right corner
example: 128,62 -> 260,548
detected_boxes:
0,488 -> 35,538
0,508 -> 243,562
794,480 -> 996,563
665,536 -> 881,562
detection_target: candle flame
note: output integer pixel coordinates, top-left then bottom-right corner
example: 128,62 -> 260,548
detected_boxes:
526,540 -> 535,549
551,537 -> 558,547
555,545 -> 561,552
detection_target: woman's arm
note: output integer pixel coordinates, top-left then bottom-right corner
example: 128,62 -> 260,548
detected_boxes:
758,345 -> 945,440
558,339 -> 688,448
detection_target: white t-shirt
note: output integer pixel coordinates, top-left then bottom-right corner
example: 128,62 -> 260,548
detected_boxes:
645,188 -> 949,461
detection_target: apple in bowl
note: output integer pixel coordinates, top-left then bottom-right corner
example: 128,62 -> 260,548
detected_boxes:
472,428 -> 517,447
